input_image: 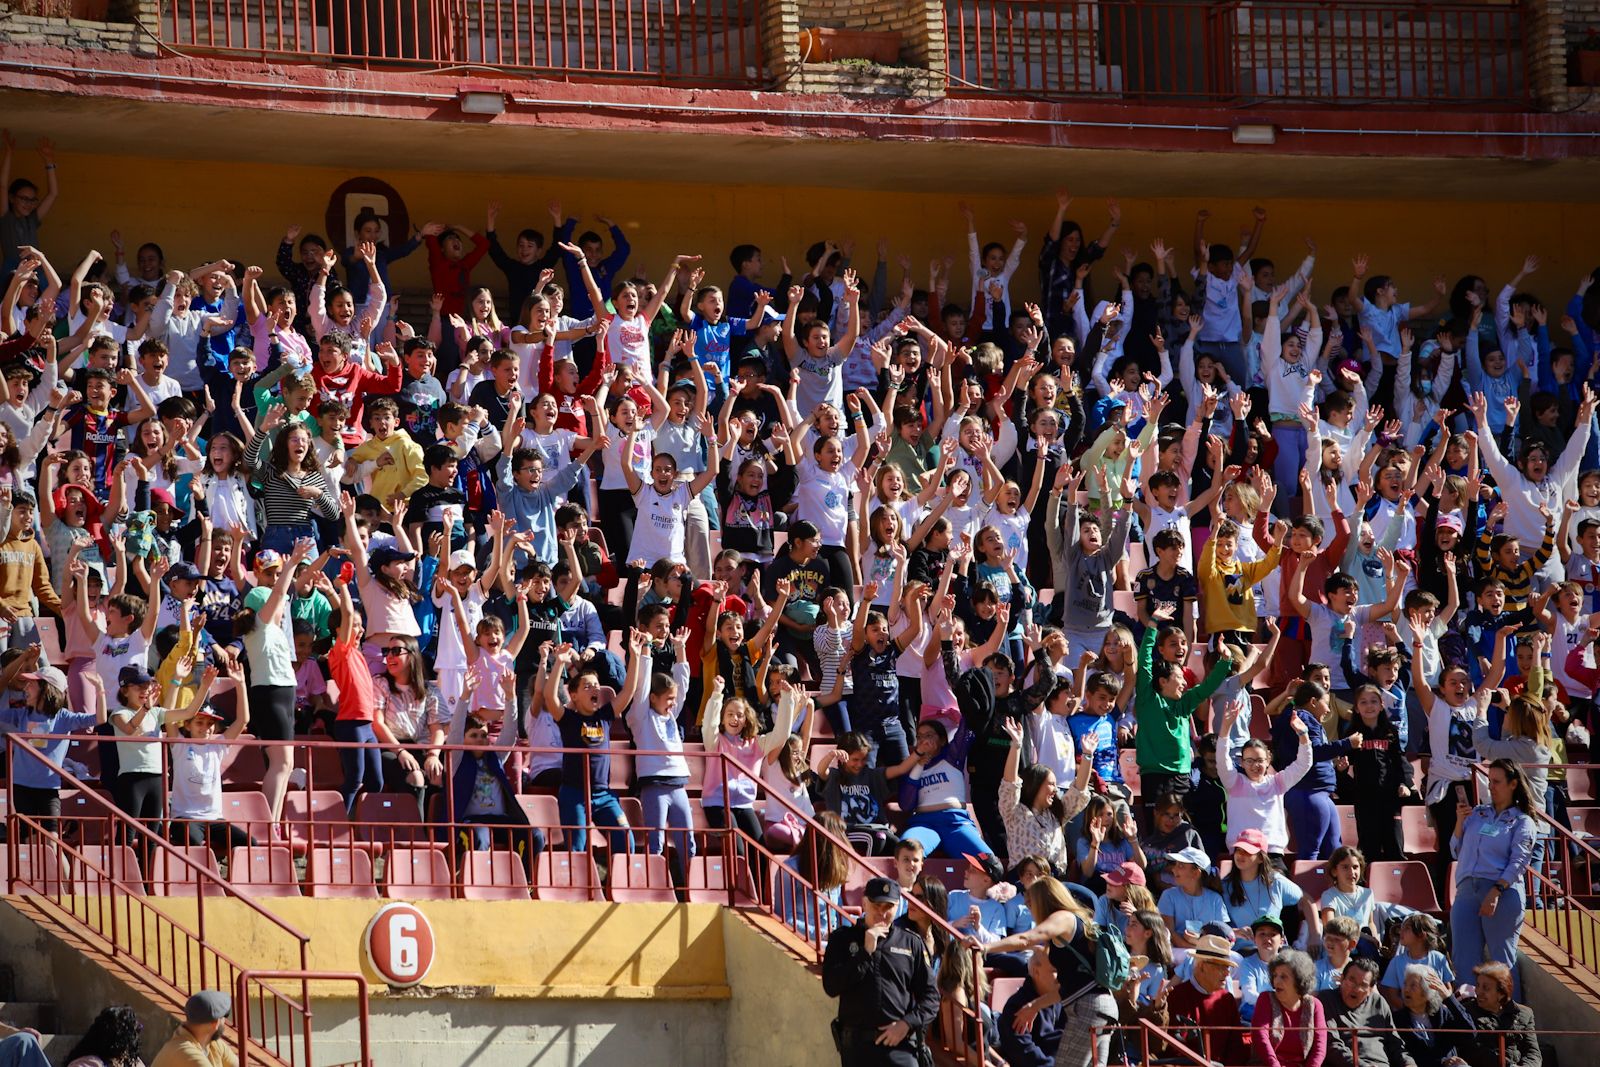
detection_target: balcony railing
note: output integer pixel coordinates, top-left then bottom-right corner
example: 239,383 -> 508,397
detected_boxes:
945,0 -> 1529,107
156,0 -> 765,87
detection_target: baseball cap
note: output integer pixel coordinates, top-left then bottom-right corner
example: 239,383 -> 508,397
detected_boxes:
1251,913 -> 1285,933
150,486 -> 177,509
448,549 -> 478,571
254,549 -> 283,570
368,545 -> 418,573
118,664 -> 157,688
1233,828 -> 1268,856
20,665 -> 69,691
165,561 -> 204,583
184,990 -> 232,1024
1103,861 -> 1146,887
1437,513 -> 1465,535
863,877 -> 901,904
1169,846 -> 1212,869
760,304 -> 785,324
190,704 -> 227,723
964,853 -> 1004,883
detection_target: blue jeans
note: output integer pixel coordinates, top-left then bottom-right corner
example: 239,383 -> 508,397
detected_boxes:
260,522 -> 316,557
903,807 -> 992,859
334,721 -> 384,814
558,783 -> 634,854
0,1033 -> 50,1067
639,778 -> 694,881
862,712 -> 908,768
1451,876 -> 1526,999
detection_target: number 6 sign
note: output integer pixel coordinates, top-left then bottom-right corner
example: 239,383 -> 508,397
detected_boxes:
361,903 -> 435,988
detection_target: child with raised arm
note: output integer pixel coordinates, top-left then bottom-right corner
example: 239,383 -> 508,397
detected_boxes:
547,640 -> 641,854
626,627 -> 696,886
783,271 -> 863,416
961,202 -> 1027,339
1046,465 -> 1132,661
1134,602 -> 1237,812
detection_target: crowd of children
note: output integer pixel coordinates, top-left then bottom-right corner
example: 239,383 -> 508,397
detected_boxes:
0,162 -> 1592,1065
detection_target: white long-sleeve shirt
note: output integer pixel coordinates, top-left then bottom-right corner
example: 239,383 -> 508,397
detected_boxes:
967,231 -> 1027,328
1259,314 -> 1324,417
1478,409 -> 1593,548
1394,347 -> 1456,448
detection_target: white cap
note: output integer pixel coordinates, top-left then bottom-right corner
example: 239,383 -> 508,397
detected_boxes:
449,549 -> 478,571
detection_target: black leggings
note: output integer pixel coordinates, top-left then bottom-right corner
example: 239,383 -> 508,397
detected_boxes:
114,772 -> 164,822
13,784 -> 60,840
598,488 -> 637,570
704,804 -> 766,893
171,819 -> 255,853
816,544 -> 855,602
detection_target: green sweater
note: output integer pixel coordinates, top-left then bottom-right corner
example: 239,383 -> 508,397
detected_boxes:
1132,626 -> 1233,775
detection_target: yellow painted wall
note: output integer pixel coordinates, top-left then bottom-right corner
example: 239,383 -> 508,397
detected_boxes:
95,898 -> 729,998
27,150 -> 1600,321
721,911 -> 838,1067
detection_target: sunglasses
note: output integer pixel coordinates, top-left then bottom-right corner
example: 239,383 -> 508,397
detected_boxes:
382,647 -> 410,657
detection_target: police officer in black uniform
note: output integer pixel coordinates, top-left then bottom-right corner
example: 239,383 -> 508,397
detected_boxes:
821,877 -> 940,1066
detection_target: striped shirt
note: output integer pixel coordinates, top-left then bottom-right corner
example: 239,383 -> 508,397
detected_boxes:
1474,521 -> 1554,612
244,432 -> 340,527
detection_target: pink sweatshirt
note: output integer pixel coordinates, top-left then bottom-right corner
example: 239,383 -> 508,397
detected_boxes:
1217,738 -> 1311,852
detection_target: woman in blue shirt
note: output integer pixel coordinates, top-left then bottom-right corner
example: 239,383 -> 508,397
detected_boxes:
0,654 -> 101,833
1220,829 -> 1320,951
1449,757 -> 1537,998
1157,846 -> 1231,948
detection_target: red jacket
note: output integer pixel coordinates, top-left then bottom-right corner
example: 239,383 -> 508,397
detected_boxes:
426,233 -> 491,318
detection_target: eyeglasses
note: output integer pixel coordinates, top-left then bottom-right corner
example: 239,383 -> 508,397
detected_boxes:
1241,758 -> 1270,767
382,647 -> 410,657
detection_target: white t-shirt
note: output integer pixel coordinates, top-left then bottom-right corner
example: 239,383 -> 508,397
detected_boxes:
1307,602 -> 1375,691
1399,615 -> 1447,688
600,426 -> 654,491
630,482 -> 693,567
945,500 -> 984,543
433,584 -> 486,674
989,507 -> 1032,573
94,631 -> 150,694
605,315 -> 654,379
795,457 -> 857,546
859,549 -> 900,605
1554,612 -> 1592,699
1427,700 -> 1479,785
169,740 -> 225,820
1147,501 -> 1194,574
525,426 -> 578,469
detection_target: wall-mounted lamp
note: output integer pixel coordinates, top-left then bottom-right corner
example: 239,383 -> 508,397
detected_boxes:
1231,123 -> 1277,145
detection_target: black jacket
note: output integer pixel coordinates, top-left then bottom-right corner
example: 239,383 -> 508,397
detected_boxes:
821,917 -> 940,1034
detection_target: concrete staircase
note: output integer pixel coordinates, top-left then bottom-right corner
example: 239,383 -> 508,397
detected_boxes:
0,967 -> 81,1062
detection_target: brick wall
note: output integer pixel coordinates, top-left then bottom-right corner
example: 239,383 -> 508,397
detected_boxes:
0,0 -> 158,54
791,0 -> 947,96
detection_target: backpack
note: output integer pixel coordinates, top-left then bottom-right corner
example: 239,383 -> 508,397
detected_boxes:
1065,920 -> 1131,993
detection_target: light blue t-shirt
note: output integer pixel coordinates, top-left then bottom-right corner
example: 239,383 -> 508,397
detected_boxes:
1222,874 -> 1303,940
1315,954 -> 1349,992
1237,954 -> 1276,1021
1158,885 -> 1231,941
1319,885 -> 1377,931
1076,835 -> 1137,879
1381,947 -> 1454,990
1359,299 -> 1412,357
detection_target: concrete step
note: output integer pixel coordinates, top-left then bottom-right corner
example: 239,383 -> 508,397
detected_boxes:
0,1001 -> 56,1032
41,1033 -> 84,1059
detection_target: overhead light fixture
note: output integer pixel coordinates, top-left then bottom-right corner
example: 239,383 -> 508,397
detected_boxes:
1232,123 -> 1277,145
459,91 -> 506,116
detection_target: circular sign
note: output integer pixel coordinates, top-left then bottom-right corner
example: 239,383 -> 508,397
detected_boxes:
324,177 -> 411,255
361,903 -> 435,988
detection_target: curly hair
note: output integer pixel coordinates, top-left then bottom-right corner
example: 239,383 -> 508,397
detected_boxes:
66,1005 -> 144,1065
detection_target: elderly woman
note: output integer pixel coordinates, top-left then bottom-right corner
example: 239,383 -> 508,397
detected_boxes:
1398,965 -> 1477,1067
1450,758 -> 1538,997
1464,962 -> 1540,1067
1251,948 -> 1326,1067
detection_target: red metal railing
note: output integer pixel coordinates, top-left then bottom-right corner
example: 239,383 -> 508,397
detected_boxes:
155,0 -> 765,87
944,0 -> 1529,107
1,737 -> 371,1067
1101,1023 -> 1590,1067
237,971 -> 372,1067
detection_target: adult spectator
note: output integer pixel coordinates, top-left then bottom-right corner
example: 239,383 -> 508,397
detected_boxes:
64,1004 -> 147,1066
1164,932 -> 1247,1067
151,990 -> 237,1067
997,946 -> 1064,1067
1463,962 -> 1540,1067
1397,966 -> 1476,1067
1318,958 -> 1416,1067
976,876 -> 1119,1067
821,876 -> 939,1066
0,1030 -> 48,1067
1449,758 -> 1537,994
1252,949 -> 1326,1067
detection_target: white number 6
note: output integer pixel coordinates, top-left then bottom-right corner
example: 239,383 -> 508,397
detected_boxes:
389,913 -> 418,977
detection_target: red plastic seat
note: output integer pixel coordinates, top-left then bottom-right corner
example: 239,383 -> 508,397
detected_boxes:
1368,860 -> 1441,915
74,844 -> 146,896
354,793 -> 428,854
534,851 -> 604,901
309,846 -> 379,898
461,850 -> 532,901
60,789 -> 114,845
218,791 -> 274,842
1335,805 -> 1359,848
1568,806 -> 1600,839
923,858 -> 966,893
1400,806 -> 1439,854
515,794 -> 566,848
686,855 -> 760,905
282,789 -> 352,855
841,857 -> 896,908
1292,860 -> 1331,904
0,842 -> 68,896
607,749 -> 635,793
229,845 -> 301,896
383,846 -> 452,900
149,845 -> 225,897
608,853 -> 676,902
990,976 -> 1024,1012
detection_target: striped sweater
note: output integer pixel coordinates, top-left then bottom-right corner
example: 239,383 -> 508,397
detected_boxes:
244,432 -> 341,528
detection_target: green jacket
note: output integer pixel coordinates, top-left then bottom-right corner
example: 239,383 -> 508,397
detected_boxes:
1132,625 -> 1232,775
